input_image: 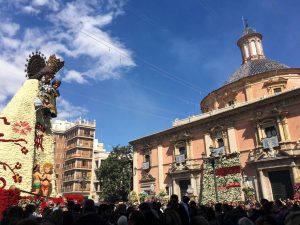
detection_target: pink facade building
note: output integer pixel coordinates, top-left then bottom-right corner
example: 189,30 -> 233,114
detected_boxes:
130,25 -> 300,202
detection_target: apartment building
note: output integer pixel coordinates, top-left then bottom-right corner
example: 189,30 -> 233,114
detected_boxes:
53,119 -> 96,198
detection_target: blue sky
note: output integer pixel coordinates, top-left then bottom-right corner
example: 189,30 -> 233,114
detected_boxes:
0,0 -> 300,150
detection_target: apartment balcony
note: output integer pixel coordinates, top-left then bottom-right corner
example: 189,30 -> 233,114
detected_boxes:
62,188 -> 90,194
66,144 -> 94,151
65,153 -> 93,161
64,165 -> 92,171
63,176 -> 91,183
66,133 -> 94,141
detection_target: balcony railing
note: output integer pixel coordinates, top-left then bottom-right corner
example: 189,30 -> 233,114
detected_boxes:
65,153 -> 93,159
262,136 -> 279,149
64,165 -> 92,170
210,146 -> 225,157
63,176 -> 91,182
175,154 -> 186,164
142,162 -> 150,170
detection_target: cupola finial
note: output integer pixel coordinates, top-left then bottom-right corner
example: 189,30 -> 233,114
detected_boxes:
242,17 -> 249,29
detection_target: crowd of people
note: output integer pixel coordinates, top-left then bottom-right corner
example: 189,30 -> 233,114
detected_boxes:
1,194 -> 300,225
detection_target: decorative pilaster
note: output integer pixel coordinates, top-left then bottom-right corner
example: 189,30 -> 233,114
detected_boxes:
227,127 -> 238,153
258,169 -> 267,199
204,133 -> 212,156
157,145 -> 164,190
133,151 -> 139,193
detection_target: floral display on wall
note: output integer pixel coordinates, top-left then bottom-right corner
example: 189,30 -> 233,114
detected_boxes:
201,152 -> 243,204
0,189 -> 21,220
0,117 -> 31,189
294,182 -> 300,200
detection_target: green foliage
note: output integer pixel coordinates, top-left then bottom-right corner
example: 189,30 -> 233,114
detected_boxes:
139,191 -> 148,203
128,191 -> 139,204
242,186 -> 255,201
95,145 -> 133,202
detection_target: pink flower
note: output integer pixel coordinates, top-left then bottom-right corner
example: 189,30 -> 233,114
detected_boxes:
11,121 -> 32,136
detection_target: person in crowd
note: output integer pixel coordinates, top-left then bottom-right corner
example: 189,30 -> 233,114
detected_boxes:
180,196 -> 190,219
168,194 -> 189,225
238,217 -> 255,225
128,210 -> 146,225
190,215 -> 209,225
162,208 -> 182,225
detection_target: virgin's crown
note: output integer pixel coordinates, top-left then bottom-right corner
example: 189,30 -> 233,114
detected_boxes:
47,54 -> 64,73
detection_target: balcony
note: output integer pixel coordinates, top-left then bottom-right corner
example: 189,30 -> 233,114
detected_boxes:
175,154 -> 186,164
65,153 -> 93,160
262,136 -> 279,149
63,176 -> 91,182
78,132 -> 95,138
142,162 -> 150,170
210,146 -> 225,157
169,158 -> 201,173
64,164 -> 92,171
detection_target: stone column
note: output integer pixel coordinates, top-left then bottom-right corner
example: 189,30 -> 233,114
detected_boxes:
157,145 -> 164,190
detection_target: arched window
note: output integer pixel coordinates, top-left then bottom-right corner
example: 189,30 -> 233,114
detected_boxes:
250,41 -> 257,55
243,44 -> 249,58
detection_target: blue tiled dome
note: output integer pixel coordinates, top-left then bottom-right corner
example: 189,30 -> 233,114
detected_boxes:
225,59 -> 289,84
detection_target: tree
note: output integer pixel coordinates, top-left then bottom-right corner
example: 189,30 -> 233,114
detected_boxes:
95,145 -> 132,202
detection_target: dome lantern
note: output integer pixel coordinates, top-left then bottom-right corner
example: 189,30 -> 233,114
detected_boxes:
237,19 -> 265,64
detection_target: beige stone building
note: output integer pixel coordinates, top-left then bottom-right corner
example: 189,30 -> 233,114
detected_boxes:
130,25 -> 300,202
90,139 -> 109,202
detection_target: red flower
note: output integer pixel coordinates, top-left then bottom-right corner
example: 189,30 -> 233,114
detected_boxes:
11,121 -> 32,136
12,174 -> 22,183
216,166 -> 241,176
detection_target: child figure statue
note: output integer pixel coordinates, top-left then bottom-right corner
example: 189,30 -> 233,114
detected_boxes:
41,163 -> 53,196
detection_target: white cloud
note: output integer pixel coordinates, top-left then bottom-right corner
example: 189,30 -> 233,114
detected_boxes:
0,22 -> 20,36
64,70 -> 87,84
22,5 -> 40,14
0,0 -> 135,110
56,98 -> 89,121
